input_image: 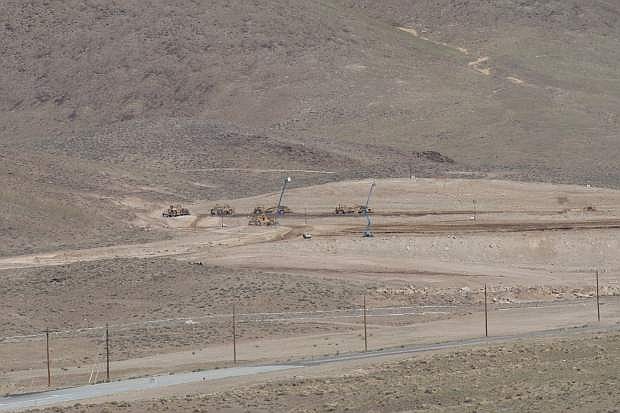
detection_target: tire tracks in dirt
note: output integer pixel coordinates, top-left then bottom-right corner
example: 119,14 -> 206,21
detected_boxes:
398,26 -> 526,85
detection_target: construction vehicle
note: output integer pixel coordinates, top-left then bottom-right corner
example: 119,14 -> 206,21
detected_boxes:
359,205 -> 373,214
362,182 -> 376,237
273,177 -> 292,224
253,206 -> 267,215
162,204 -> 190,218
210,204 -> 234,216
335,204 -> 357,214
248,214 -> 276,226
266,205 -> 292,215
249,177 -> 292,227
335,204 -> 373,214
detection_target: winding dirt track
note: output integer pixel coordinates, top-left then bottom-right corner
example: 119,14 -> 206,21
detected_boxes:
0,226 -> 292,270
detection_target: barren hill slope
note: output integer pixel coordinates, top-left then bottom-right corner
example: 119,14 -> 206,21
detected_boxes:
1,0 -> 619,255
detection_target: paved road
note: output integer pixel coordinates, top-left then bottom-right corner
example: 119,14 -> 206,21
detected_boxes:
0,365 -> 301,412
1,324 -> 618,412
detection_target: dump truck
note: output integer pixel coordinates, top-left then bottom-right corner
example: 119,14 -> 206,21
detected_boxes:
162,205 -> 190,217
248,214 -> 276,226
210,204 -> 234,216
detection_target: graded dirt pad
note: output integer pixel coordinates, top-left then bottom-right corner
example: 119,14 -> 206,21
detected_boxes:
186,179 -> 620,298
31,331 -> 620,413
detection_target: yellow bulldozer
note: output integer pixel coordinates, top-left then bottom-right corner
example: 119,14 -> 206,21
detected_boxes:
162,204 -> 190,217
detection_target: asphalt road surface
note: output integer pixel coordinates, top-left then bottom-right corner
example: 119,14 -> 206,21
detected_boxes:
0,365 -> 302,412
1,324 -> 618,412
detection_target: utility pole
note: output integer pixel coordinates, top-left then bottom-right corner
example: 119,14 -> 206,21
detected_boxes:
484,284 -> 488,337
363,295 -> 368,352
105,323 -> 110,383
232,304 -> 237,365
46,329 -> 51,387
596,270 -> 601,322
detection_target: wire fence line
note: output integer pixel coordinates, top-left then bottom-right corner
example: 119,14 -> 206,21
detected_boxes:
0,292 -> 615,395
0,297 -> 610,344
0,304 -> 462,343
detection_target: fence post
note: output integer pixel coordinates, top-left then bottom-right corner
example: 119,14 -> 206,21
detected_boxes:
46,329 -> 51,387
105,323 -> 110,382
484,284 -> 488,338
232,304 -> 237,365
596,270 -> 601,322
363,295 -> 368,352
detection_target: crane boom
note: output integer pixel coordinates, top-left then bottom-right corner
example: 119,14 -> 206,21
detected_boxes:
364,182 -> 375,211
274,176 -> 292,224
363,181 -> 376,237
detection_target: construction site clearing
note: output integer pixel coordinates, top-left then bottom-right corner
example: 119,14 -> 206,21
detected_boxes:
1,177 -> 620,401
134,178 -> 620,298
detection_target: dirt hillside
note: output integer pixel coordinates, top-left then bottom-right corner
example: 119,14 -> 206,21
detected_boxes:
1,0 -> 620,254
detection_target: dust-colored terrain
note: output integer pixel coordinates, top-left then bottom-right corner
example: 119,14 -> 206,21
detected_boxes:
2,1 -> 620,410
29,331 -> 620,413
2,0 -> 620,255
2,178 -> 620,403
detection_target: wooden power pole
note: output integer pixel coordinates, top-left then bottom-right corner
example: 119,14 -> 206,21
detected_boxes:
484,284 -> 488,338
106,323 -> 110,382
46,329 -> 51,387
596,270 -> 601,322
363,295 -> 368,352
232,304 -> 237,365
